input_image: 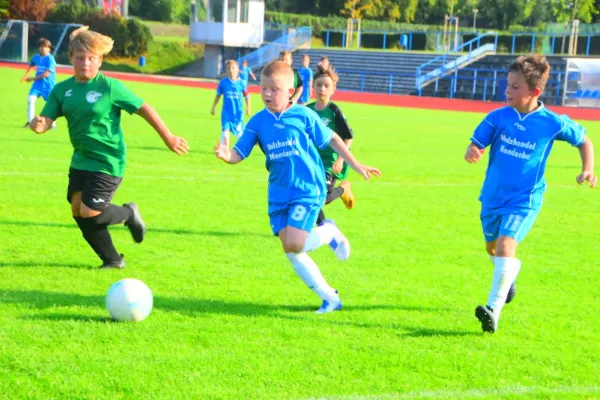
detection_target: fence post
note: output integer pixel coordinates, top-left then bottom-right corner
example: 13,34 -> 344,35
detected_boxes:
555,71 -> 562,105
551,35 -> 556,54
531,33 -> 535,53
409,32 -> 413,50
434,77 -> 439,97
342,31 -> 346,48
586,35 -> 591,56
360,72 -> 365,92
494,33 -> 498,51
20,21 -> 28,62
389,74 -> 393,94
483,79 -> 487,101
383,32 -> 387,51
472,70 -> 477,99
492,70 -> 497,99
511,34 -> 516,54
326,30 -> 330,48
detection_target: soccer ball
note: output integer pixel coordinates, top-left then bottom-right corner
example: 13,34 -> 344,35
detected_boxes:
106,278 -> 153,322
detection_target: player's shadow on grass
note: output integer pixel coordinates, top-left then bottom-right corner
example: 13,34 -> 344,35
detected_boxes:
3,290 -> 477,337
0,219 -> 271,238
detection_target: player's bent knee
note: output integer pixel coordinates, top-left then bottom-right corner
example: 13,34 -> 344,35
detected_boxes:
495,236 -> 518,257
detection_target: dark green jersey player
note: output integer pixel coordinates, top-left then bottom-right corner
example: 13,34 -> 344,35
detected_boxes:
307,65 -> 356,226
29,27 -> 189,269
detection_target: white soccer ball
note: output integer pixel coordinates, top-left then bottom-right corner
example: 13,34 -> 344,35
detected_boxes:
106,278 -> 153,322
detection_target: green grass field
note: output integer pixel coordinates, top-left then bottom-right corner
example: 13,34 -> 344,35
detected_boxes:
1,67 -> 599,400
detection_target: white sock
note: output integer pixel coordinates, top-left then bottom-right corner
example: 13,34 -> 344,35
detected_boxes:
301,224 -> 337,253
488,254 -> 495,265
286,252 -> 337,300
27,95 -> 37,122
487,257 -> 521,315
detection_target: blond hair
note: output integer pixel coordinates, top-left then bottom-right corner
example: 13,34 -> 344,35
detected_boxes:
509,53 -> 551,92
68,26 -> 114,57
261,60 -> 294,88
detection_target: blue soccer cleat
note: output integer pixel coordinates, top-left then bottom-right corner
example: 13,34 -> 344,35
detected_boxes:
316,292 -> 342,314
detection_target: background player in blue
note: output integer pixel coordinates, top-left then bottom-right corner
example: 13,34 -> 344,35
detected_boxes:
464,54 -> 596,333
297,54 -> 313,105
239,59 -> 257,86
215,61 -> 380,314
21,38 -> 56,128
210,59 -> 250,148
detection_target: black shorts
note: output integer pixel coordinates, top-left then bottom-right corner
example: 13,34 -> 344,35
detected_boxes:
67,168 -> 122,211
325,172 -> 337,193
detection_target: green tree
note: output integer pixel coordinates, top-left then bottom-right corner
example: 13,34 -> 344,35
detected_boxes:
551,0 -> 598,23
0,0 -> 9,18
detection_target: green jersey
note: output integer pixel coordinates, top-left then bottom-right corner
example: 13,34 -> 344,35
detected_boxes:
41,73 -> 144,177
306,101 -> 354,180
292,69 -> 303,98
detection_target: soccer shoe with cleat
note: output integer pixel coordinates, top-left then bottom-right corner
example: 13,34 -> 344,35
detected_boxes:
23,122 -> 30,128
339,180 -> 355,209
100,254 -> 125,269
316,292 -> 342,314
505,282 -> 517,304
475,305 -> 498,333
124,203 -> 146,243
322,219 -> 350,261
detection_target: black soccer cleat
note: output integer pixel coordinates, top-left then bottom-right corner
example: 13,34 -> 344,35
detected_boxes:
505,282 -> 517,304
475,305 -> 498,333
23,121 -> 30,128
100,254 -> 125,269
123,203 -> 146,243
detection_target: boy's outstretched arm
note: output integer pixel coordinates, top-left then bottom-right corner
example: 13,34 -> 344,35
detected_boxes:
576,137 -> 597,187
215,142 -> 242,164
211,95 -> 221,115
329,134 -> 380,180
20,65 -> 34,82
465,142 -> 485,164
135,103 -> 189,155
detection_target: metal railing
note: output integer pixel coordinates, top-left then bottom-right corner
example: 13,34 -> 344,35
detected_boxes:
237,26 -> 312,70
415,32 -> 498,94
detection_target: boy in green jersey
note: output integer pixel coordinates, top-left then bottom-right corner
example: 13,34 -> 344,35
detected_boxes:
29,27 -> 189,269
306,65 -> 355,226
279,50 -> 304,105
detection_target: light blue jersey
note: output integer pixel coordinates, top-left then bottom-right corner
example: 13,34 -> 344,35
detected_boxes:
471,102 -> 586,242
239,66 -> 252,85
298,67 -> 313,103
217,77 -> 247,133
233,105 -> 334,235
29,54 -> 56,100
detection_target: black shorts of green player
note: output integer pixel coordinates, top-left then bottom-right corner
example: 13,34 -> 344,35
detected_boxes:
39,73 -> 147,269
306,101 -> 354,225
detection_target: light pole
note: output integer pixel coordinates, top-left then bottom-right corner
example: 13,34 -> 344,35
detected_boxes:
473,9 -> 479,32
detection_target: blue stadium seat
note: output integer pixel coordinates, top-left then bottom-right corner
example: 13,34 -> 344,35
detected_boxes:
592,90 -> 600,98
571,89 -> 583,98
582,90 -> 592,98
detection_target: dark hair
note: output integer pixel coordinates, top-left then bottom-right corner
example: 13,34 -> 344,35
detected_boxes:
508,53 -> 551,92
38,38 -> 52,48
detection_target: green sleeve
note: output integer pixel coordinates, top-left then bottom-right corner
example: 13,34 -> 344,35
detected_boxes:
40,89 -> 63,120
109,79 -> 144,115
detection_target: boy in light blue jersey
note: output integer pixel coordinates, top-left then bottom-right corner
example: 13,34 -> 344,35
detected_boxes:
21,38 -> 56,127
211,59 -> 250,148
215,61 -> 380,313
465,54 -> 596,333
239,59 -> 257,86
297,54 -> 313,105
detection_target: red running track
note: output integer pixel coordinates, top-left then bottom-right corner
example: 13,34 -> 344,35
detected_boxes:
2,61 -> 598,121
